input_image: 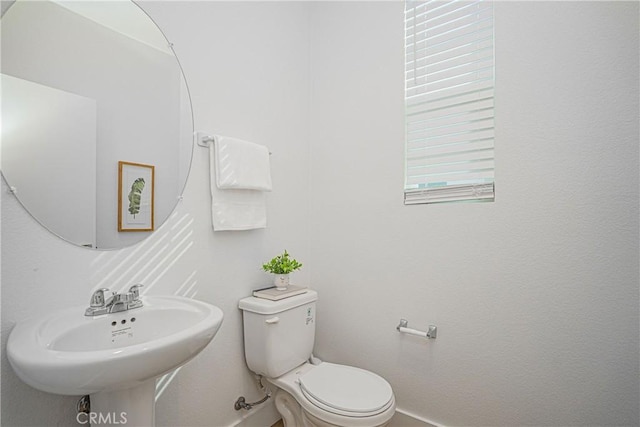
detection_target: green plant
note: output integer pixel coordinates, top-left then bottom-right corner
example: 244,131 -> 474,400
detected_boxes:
262,250 -> 302,275
127,177 -> 145,217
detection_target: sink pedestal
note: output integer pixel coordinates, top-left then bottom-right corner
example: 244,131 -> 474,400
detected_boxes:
90,380 -> 155,427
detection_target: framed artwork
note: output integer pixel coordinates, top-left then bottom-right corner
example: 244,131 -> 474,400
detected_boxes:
118,161 -> 154,232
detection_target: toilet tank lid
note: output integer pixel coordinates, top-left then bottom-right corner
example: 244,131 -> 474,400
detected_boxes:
239,289 -> 318,315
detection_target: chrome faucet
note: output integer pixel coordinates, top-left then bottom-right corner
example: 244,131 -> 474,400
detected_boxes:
85,284 -> 144,316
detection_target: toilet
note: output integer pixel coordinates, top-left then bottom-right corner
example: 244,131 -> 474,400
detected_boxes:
239,290 -> 395,427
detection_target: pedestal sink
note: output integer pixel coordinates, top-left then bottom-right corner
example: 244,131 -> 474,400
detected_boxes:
7,295 -> 224,426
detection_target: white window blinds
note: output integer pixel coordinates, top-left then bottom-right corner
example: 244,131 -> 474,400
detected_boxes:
404,0 -> 495,204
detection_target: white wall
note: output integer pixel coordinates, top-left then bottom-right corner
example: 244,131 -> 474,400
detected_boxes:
1,2 -> 310,426
308,2 -> 639,426
1,2 -> 638,427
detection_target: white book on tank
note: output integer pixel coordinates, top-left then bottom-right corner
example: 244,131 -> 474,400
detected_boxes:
252,285 -> 308,301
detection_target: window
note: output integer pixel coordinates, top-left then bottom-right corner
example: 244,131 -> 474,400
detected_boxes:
404,1 -> 495,204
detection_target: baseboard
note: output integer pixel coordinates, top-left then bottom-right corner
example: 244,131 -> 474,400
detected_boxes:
390,407 -> 444,427
227,402 -> 442,427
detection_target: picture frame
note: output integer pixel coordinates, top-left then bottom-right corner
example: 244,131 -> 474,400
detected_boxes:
118,161 -> 154,232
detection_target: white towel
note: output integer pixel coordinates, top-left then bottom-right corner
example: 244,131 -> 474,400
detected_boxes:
215,135 -> 272,191
209,136 -> 269,231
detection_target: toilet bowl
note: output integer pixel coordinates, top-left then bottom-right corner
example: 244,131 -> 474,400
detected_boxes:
239,290 -> 396,427
269,361 -> 395,427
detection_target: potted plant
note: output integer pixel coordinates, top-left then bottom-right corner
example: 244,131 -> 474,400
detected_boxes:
262,250 -> 302,290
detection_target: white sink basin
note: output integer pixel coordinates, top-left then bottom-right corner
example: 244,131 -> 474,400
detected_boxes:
7,295 -> 223,396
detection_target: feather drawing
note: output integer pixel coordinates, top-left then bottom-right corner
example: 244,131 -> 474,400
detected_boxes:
127,177 -> 146,217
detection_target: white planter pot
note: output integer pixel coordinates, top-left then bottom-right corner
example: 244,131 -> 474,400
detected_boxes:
273,274 -> 290,290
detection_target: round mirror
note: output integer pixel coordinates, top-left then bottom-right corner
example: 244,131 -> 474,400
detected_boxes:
1,0 -> 193,249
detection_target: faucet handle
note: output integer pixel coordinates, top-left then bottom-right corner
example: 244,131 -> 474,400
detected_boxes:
90,288 -> 111,307
128,284 -> 144,300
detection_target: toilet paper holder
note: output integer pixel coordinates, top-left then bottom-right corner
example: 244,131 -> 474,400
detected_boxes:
396,319 -> 437,339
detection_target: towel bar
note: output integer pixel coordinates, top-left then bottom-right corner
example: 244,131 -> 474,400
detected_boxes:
396,319 -> 437,339
195,132 -> 272,154
196,132 -> 215,147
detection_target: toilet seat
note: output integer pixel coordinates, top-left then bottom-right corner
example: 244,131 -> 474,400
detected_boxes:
298,363 -> 394,417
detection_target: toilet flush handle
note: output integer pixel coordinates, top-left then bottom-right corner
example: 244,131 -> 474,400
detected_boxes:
265,316 -> 280,324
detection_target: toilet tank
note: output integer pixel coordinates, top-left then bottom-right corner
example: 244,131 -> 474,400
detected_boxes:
239,290 -> 317,378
